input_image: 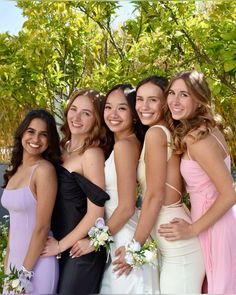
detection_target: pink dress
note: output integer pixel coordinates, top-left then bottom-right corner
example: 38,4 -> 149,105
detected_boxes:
181,139 -> 236,293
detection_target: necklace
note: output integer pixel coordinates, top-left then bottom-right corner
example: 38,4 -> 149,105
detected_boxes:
65,140 -> 84,154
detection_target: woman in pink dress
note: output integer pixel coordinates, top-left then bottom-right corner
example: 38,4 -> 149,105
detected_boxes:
158,70 -> 236,294
1,109 -> 61,294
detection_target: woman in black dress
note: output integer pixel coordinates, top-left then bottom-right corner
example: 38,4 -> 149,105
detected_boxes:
42,89 -> 109,294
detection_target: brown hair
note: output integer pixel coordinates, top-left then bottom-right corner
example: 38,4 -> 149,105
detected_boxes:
60,89 -> 107,154
164,70 -> 223,153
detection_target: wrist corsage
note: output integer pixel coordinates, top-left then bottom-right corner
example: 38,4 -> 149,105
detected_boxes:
4,265 -> 34,294
125,239 -> 158,269
88,217 -> 113,251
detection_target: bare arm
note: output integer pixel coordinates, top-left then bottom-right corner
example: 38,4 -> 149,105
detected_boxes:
23,163 -> 57,270
159,135 -> 236,240
106,139 -> 140,235
134,128 -> 167,245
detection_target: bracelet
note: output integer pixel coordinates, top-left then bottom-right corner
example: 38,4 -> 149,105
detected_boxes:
56,241 -> 62,259
19,266 -> 34,293
20,265 -> 34,280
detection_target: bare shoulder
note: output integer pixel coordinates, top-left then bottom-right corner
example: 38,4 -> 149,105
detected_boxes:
36,160 -> 56,176
83,147 -> 104,158
114,136 -> 140,156
83,146 -> 105,162
145,126 -> 168,146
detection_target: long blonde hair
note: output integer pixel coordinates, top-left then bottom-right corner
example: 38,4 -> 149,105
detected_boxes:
61,89 -> 107,154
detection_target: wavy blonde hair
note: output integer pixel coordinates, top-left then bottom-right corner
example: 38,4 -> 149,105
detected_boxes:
164,70 -> 221,154
61,89 -> 107,154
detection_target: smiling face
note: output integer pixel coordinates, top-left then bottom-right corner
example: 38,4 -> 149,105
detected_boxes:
67,95 -> 96,138
21,118 -> 49,157
104,89 -> 133,137
167,78 -> 199,121
135,82 -> 165,126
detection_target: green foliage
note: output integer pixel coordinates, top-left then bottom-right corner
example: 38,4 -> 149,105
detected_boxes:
0,216 -> 9,293
0,0 -> 235,163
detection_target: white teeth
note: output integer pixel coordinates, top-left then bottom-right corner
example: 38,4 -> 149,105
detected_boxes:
72,122 -> 82,127
110,120 -> 120,125
141,113 -> 152,118
29,143 -> 40,148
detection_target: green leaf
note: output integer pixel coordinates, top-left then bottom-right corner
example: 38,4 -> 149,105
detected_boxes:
224,60 -> 236,72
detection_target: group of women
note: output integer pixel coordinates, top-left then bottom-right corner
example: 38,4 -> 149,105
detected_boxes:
1,70 -> 236,294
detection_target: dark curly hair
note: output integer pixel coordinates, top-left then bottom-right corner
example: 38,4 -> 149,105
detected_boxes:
3,109 -> 61,187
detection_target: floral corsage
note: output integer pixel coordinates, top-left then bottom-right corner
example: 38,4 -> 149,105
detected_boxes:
4,265 -> 34,294
125,239 -> 158,269
88,217 -> 113,251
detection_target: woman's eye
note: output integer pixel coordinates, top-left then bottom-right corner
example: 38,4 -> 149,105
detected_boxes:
104,105 -> 111,110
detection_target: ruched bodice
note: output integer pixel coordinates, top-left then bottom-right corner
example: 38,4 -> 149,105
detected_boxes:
181,156 -> 231,222
52,165 -> 109,241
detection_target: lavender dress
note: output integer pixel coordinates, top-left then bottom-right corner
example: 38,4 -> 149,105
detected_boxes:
1,184 -> 59,294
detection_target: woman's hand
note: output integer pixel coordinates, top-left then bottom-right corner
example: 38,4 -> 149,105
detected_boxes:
112,246 -> 132,276
41,236 -> 59,256
70,238 -> 95,258
158,218 -> 195,240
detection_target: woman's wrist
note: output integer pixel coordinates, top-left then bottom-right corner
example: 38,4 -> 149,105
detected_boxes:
56,240 -> 62,259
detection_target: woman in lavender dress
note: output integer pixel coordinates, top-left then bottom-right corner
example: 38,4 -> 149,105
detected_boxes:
1,109 -> 61,294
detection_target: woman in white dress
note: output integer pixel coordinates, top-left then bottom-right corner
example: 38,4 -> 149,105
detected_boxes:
100,83 -> 159,294
114,76 -> 205,294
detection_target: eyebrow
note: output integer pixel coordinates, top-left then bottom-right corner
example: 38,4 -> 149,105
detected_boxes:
105,102 -> 128,106
27,127 -> 48,133
136,95 -> 161,99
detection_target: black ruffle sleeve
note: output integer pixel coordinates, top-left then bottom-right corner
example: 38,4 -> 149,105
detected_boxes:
72,172 -> 110,206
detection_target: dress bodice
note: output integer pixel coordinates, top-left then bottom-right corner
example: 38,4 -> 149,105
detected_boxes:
1,187 -> 37,254
180,156 -> 231,221
51,165 -> 109,241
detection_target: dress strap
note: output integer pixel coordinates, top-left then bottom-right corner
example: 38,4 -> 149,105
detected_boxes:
211,133 -> 228,157
165,182 -> 182,196
149,125 -> 172,161
28,163 -> 41,187
187,148 -> 193,160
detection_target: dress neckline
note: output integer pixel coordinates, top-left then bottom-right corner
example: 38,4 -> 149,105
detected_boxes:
182,154 -> 230,163
4,186 -> 37,202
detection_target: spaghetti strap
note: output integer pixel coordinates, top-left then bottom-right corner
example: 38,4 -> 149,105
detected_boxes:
165,182 -> 182,196
187,149 -> 193,160
211,133 -> 228,156
28,163 -> 41,187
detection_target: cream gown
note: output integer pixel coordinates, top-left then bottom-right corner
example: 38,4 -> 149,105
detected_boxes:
137,125 -> 205,294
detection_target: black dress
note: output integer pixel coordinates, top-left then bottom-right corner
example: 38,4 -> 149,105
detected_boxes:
51,165 -> 109,294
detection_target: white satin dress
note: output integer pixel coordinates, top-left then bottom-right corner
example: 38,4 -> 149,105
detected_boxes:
100,151 -> 160,294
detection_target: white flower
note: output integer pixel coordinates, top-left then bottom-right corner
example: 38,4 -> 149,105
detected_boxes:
144,250 -> 157,263
125,252 -> 134,265
97,232 -> 109,244
129,240 -> 141,252
11,278 -> 21,289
